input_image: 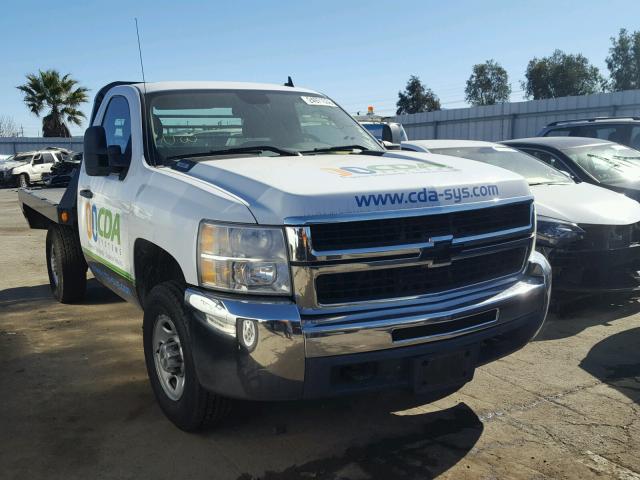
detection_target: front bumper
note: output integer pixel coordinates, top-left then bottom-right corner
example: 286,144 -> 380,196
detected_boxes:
185,252 -> 551,401
541,244 -> 640,293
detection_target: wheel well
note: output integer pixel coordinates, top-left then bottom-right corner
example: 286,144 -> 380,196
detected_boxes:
134,239 -> 185,306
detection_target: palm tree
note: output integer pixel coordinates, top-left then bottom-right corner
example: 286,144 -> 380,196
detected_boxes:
17,70 -> 89,137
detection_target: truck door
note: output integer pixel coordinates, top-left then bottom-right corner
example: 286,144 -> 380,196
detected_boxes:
77,93 -> 137,301
40,152 -> 56,179
30,154 -> 45,181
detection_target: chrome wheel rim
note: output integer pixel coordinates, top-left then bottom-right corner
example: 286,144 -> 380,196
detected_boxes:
49,245 -> 59,287
20,175 -> 27,187
153,314 -> 185,401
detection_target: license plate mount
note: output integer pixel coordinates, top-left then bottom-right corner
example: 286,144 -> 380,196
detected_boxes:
412,348 -> 477,394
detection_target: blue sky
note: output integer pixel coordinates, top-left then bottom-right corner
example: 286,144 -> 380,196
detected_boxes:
3,0 -> 640,136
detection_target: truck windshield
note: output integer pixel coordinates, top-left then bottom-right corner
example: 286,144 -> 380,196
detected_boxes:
147,90 -> 382,164
560,143 -> 640,184
429,146 -> 572,185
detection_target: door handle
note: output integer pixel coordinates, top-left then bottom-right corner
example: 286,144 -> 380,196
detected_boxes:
79,189 -> 93,199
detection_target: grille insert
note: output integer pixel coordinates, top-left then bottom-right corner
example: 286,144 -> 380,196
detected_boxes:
315,247 -> 526,305
573,223 -> 640,250
310,201 -> 531,251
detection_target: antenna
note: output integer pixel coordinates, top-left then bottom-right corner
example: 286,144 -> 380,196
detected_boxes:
135,18 -> 147,94
284,76 -> 294,87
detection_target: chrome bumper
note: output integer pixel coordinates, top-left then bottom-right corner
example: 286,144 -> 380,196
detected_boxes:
185,251 -> 551,400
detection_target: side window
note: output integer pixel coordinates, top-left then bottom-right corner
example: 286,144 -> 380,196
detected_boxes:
32,154 -> 43,165
593,125 -> 627,144
101,96 -> 132,164
524,149 -> 568,171
41,153 -> 55,164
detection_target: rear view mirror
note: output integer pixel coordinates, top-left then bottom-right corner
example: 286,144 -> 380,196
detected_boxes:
84,126 -> 110,176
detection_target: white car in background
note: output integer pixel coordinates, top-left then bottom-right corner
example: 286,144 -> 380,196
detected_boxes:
402,139 -> 640,294
10,148 -> 70,188
0,154 -> 27,186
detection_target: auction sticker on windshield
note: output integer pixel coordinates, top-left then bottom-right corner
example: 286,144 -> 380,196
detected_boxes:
301,96 -> 337,107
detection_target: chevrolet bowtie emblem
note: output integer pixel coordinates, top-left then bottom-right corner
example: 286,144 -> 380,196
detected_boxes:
421,235 -> 454,267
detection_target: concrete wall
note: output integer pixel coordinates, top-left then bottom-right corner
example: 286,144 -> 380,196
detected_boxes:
0,137 -> 83,156
395,90 -> 640,141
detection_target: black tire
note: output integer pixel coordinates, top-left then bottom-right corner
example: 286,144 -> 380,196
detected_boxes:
46,225 -> 87,303
19,173 -> 29,188
143,281 -> 231,431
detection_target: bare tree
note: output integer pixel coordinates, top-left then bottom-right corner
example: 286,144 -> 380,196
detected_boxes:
0,116 -> 19,137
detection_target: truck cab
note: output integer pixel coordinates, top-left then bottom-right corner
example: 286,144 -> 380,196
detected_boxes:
19,81 -> 551,432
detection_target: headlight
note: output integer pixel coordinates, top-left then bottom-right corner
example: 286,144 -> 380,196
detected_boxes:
197,222 -> 291,295
536,216 -> 585,248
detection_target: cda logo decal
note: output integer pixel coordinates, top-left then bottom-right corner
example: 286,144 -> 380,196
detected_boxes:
84,202 -> 121,245
323,161 -> 454,178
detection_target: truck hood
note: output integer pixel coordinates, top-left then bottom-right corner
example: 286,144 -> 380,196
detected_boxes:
182,151 -> 531,224
531,182 -> 640,225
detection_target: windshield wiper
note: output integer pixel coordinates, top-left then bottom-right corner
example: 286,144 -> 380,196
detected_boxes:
300,145 -> 383,155
167,145 -> 301,161
529,181 -> 570,186
586,153 -> 628,168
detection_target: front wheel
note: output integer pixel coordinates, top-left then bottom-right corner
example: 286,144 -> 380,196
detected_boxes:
18,173 -> 29,188
143,281 -> 231,431
46,225 -> 87,303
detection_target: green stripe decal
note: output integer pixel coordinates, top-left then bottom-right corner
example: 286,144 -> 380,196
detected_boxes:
82,248 -> 135,283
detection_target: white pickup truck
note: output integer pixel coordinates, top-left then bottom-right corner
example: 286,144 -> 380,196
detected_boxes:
18,81 -> 551,431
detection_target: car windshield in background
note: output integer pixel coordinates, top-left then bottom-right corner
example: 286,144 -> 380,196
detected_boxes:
147,90 -> 383,164
363,124 -> 384,140
429,146 -> 572,185
560,143 -> 640,184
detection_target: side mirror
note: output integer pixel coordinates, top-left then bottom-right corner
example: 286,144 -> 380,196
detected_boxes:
84,126 -> 110,176
382,123 -> 405,144
381,140 -> 401,150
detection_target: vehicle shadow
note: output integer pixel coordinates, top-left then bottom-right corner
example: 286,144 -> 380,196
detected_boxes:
232,397 -> 483,480
0,279 -> 124,310
534,294 -> 640,342
580,326 -> 640,406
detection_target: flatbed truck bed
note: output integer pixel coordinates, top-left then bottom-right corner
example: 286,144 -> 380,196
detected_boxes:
18,172 -> 79,229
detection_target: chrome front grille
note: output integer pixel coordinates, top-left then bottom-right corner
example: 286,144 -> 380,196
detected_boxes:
286,199 -> 535,312
310,201 -> 532,251
314,246 -> 527,304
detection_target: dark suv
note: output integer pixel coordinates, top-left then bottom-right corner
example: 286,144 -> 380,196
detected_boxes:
538,117 -> 640,150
